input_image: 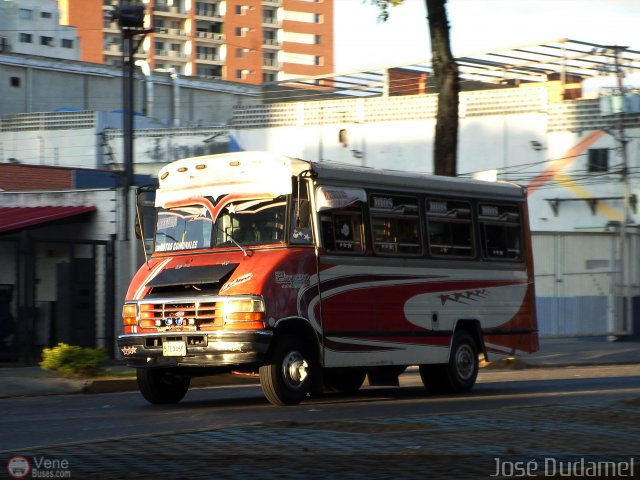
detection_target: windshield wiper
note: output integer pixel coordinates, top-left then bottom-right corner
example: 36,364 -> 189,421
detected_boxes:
213,222 -> 250,257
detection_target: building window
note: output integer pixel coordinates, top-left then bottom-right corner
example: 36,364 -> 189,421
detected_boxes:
236,27 -> 249,37
314,56 -> 323,66
41,11 -> 52,19
40,36 -> 54,47
61,39 -> 73,48
18,9 -> 33,20
19,33 -> 33,43
588,148 -> 609,172
10,77 -> 21,87
315,34 -> 322,45
314,13 -> 323,23
236,48 -> 244,58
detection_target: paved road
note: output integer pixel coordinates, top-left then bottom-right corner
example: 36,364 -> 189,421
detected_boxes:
1,365 -> 639,479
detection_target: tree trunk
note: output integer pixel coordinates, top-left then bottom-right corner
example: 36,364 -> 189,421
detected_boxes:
426,0 -> 458,176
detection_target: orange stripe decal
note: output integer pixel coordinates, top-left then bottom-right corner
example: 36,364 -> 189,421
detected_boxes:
527,130 -> 606,196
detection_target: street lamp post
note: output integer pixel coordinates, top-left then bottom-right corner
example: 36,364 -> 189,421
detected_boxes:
111,2 -> 150,240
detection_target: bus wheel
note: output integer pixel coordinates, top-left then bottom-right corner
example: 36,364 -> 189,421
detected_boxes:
136,368 -> 190,404
259,335 -> 312,406
447,331 -> 479,392
420,331 -> 479,393
323,368 -> 366,394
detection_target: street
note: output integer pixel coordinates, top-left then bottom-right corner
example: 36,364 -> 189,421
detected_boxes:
1,365 -> 640,478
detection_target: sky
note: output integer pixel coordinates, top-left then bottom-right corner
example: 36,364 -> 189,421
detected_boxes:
334,0 -> 640,72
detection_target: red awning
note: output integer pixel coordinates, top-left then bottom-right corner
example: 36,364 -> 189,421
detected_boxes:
0,206 -> 97,233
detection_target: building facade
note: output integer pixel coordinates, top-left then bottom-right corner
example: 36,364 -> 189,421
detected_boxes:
58,0 -> 334,84
0,0 -> 80,60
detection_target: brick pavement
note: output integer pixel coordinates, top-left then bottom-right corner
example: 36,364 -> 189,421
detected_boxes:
5,397 -> 639,479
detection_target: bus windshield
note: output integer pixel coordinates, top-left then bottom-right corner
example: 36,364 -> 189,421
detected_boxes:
214,197 -> 287,247
155,205 -> 213,252
153,197 -> 287,253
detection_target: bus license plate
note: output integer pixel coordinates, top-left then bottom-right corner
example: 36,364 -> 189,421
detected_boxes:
163,341 -> 186,357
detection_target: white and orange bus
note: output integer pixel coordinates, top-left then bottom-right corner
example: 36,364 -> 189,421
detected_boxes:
118,151 -> 538,405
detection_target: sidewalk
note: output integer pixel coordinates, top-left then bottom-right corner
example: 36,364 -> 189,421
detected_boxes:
0,337 -> 638,399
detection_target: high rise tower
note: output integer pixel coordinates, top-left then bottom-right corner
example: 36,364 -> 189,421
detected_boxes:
58,0 -> 334,84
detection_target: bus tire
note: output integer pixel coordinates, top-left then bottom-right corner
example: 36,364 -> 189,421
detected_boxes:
447,331 -> 479,392
136,368 -> 190,404
259,335 -> 312,406
420,331 -> 479,393
323,368 -> 366,394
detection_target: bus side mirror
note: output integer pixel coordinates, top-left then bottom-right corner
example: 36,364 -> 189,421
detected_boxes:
135,215 -> 142,240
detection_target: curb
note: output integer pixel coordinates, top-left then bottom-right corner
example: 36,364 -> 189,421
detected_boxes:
83,373 -> 260,394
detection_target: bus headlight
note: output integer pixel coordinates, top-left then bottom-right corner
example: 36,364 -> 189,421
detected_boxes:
122,304 -> 138,325
223,298 -> 266,329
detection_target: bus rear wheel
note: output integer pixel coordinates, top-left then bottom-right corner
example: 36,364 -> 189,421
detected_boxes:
420,331 -> 479,393
136,368 -> 190,404
259,335 -> 313,406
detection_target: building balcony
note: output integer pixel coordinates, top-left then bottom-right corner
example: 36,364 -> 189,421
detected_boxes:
154,28 -> 187,38
155,49 -> 188,60
263,0 -> 282,5
153,5 -> 187,17
195,53 -> 223,64
103,23 -> 120,34
263,62 -> 280,71
104,43 -> 122,55
198,74 -> 223,80
195,31 -> 225,43
195,10 -> 223,21
262,16 -> 281,27
263,39 -> 281,49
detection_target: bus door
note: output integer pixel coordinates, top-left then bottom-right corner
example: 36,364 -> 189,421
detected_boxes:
315,187 -> 372,366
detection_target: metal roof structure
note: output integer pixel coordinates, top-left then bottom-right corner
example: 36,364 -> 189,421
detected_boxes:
263,39 -> 640,101
0,206 -> 96,233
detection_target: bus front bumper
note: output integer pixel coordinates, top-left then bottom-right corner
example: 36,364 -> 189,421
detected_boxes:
117,330 -> 272,368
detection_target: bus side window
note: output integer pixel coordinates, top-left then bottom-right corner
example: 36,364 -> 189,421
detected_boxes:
425,199 -> 474,258
320,214 -> 335,250
478,204 -> 522,260
321,208 -> 364,253
369,194 -> 421,255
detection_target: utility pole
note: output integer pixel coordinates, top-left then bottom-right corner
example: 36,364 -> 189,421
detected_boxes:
611,45 -> 631,335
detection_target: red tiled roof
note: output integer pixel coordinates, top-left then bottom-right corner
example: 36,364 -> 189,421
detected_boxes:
0,206 -> 96,233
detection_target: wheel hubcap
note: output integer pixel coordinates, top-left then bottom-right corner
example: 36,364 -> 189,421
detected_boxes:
455,344 -> 475,380
282,351 -> 308,390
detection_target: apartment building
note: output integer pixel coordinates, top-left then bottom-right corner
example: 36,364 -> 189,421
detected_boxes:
0,0 -> 80,60
58,0 -> 334,84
